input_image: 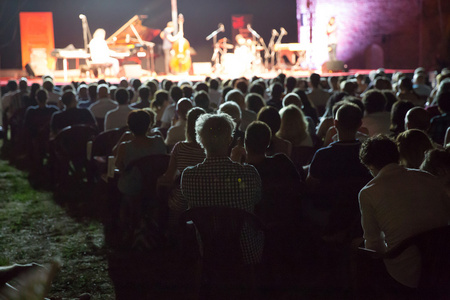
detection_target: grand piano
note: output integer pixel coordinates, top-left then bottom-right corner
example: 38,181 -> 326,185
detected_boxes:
52,15 -> 160,79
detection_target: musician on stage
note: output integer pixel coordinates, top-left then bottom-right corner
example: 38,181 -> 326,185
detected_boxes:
160,21 -> 178,75
327,16 -> 337,61
89,28 -> 119,76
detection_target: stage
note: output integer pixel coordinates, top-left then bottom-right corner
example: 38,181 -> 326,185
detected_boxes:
0,68 -> 415,87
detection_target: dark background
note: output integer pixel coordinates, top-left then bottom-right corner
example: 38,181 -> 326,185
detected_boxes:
0,0 -> 298,69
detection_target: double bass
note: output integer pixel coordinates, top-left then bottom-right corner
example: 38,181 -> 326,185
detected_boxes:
170,14 -> 191,74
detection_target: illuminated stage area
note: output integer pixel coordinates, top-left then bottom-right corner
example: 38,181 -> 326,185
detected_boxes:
0,0 -> 448,81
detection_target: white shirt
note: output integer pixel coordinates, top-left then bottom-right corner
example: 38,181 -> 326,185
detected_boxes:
359,163 -> 450,287
89,97 -> 118,119
104,105 -> 133,131
165,119 -> 187,147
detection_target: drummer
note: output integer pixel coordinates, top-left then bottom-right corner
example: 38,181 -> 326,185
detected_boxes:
234,34 -> 253,74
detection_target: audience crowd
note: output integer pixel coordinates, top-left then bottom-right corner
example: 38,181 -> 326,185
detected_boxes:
1,67 -> 450,299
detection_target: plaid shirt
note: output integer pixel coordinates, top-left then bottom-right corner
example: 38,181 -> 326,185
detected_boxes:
181,156 -> 263,264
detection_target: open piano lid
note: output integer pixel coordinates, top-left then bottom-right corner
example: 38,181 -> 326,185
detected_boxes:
106,15 -> 160,46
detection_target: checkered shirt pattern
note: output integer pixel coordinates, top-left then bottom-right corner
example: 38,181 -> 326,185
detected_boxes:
181,156 -> 263,264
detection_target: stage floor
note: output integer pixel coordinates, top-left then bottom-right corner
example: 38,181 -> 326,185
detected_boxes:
0,68 -> 415,87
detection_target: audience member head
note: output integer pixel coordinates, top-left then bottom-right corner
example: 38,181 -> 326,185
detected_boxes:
127,110 -> 151,136
396,129 -> 434,169
88,83 -> 98,101
195,113 -> 235,156
152,90 -> 169,109
309,73 -> 321,88
194,82 -> 209,93
225,89 -> 245,110
35,88 -> 48,105
334,102 -> 363,136
218,101 -> 241,128
249,82 -> 265,97
97,84 -> 109,98
185,107 -> 206,143
131,78 -> 141,91
245,93 -> 266,114
61,91 -> 77,108
119,78 -> 128,88
6,80 -> 18,92
342,80 -> 357,95
257,106 -> 281,136
270,82 -> 284,100
209,78 -> 220,91
169,85 -> 183,103
374,77 -> 392,90
138,86 -> 150,102
245,121 -> 272,155
294,89 -> 314,111
390,100 -> 414,135
181,84 -> 193,99
362,90 -> 387,114
77,84 -> 88,99
328,76 -> 339,92
323,92 -> 348,118
360,135 -> 399,175
18,77 -> 28,91
176,98 -> 193,121
282,93 -> 302,109
437,92 -> 450,114
235,79 -> 248,95
42,79 -> 54,93
115,88 -> 130,105
194,91 -> 210,111
164,80 -> 173,91
420,148 -> 450,195
146,80 -> 158,98
286,76 -> 297,93
277,104 -> 309,146
405,107 -> 431,131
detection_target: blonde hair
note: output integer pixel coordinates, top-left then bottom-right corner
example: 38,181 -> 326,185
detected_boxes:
276,104 -> 309,146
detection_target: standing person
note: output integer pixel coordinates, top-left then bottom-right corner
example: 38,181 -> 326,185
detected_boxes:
327,16 -> 337,61
160,21 -> 178,75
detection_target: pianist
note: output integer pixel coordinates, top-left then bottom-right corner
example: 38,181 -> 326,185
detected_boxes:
89,28 -> 119,76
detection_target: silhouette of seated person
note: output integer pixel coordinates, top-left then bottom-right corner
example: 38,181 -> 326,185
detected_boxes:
181,113 -> 263,264
24,89 -> 59,175
429,91 -> 450,145
115,110 -> 167,231
396,129 -> 434,169
307,102 -> 371,231
50,91 -> 97,136
130,86 -> 151,109
254,107 -> 291,159
164,98 -> 193,149
231,121 -> 302,226
104,88 -> 133,131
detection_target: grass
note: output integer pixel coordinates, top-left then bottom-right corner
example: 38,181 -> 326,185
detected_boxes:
0,152 -> 115,299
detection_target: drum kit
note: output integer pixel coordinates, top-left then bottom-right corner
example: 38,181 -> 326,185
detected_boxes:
206,24 -> 288,77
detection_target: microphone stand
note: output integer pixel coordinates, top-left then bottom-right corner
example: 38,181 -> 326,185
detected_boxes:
80,16 -> 92,52
268,31 -> 278,71
206,26 -> 224,74
273,29 -> 287,71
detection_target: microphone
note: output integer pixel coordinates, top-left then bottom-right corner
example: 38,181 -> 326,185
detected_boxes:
247,24 -> 261,39
219,23 -> 225,32
272,29 -> 279,36
79,14 -> 86,19
280,27 -> 287,35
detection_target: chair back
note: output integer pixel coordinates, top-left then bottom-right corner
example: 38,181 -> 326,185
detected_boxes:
384,225 -> 450,295
54,124 -> 98,162
91,127 -> 127,158
121,154 -> 170,203
180,206 -> 264,266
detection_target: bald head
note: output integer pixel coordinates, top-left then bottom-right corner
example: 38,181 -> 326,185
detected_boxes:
405,107 -> 431,131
